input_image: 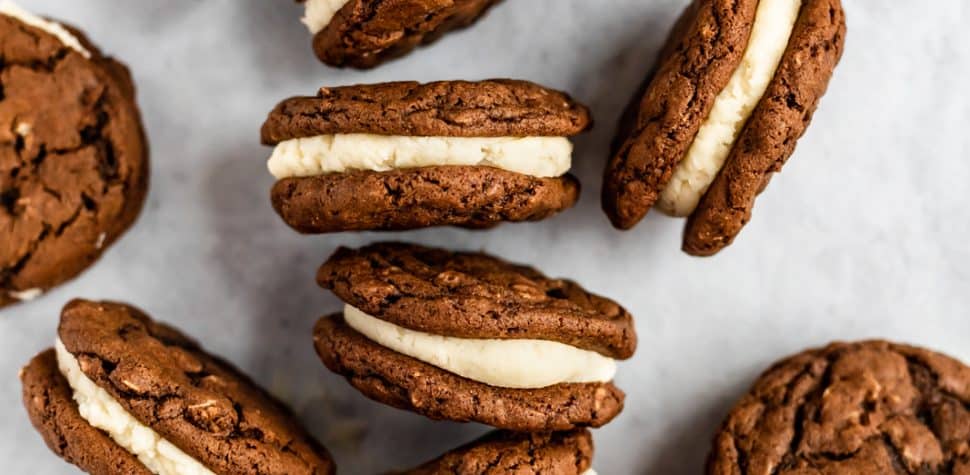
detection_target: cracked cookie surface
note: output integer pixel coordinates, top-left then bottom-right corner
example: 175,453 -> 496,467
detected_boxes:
707,340 -> 970,475
0,15 -> 148,308
56,300 -> 335,475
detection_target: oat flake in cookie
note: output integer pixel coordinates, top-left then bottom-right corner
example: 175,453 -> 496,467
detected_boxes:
707,340 -> 970,474
262,80 -> 590,233
602,0 -> 846,256
0,1 -> 149,308
20,299 -> 335,475
313,242 -> 636,431
298,0 -> 503,68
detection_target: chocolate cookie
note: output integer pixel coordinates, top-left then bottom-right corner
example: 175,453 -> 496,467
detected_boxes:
21,299 -> 335,475
392,429 -> 594,474
602,0 -> 846,256
0,4 -> 149,307
707,340 -> 970,474
298,0 -> 503,69
313,242 -> 635,431
262,80 -> 591,233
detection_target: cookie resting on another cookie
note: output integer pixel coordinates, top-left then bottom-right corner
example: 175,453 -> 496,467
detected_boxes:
313,242 -> 636,431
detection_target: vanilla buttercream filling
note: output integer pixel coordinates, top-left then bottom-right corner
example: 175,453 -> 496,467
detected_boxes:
0,1 -> 90,58
657,0 -> 801,216
55,338 -> 214,475
343,305 -> 616,389
268,134 -> 573,180
301,0 -> 351,34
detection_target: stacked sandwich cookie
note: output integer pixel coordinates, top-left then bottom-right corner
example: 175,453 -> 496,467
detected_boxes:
262,80 -> 590,233
21,300 -> 335,475
603,0 -> 846,255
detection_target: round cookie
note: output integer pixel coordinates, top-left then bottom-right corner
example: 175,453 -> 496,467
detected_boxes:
0,4 -> 149,307
391,429 -> 594,474
21,299 -> 335,475
314,242 -> 635,431
298,0 -> 504,69
262,80 -> 591,233
707,340 -> 970,474
602,0 -> 846,256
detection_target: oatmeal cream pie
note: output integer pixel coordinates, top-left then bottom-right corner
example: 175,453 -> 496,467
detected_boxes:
21,299 -> 335,475
262,80 -> 590,233
298,0 -> 503,68
313,242 -> 636,431
602,0 -> 846,256
0,1 -> 149,308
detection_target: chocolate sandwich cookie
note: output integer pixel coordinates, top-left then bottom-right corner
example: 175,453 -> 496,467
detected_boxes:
392,429 -> 597,475
298,0 -> 503,68
0,2 -> 149,308
262,80 -> 590,233
21,299 -> 335,475
602,0 -> 846,256
707,340 -> 970,474
313,242 -> 636,431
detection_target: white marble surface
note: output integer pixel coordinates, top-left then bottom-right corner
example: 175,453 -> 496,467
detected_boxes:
2,1 -> 968,474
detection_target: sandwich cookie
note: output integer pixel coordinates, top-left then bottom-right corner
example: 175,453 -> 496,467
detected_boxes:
313,242 -> 636,431
21,299 -> 335,475
0,1 -> 149,307
602,0 -> 846,256
392,429 -> 597,475
298,0 -> 503,68
262,80 -> 590,233
707,340 -> 970,474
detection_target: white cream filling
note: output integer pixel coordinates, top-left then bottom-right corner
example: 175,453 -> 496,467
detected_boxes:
268,134 -> 572,180
583,470 -> 597,475
0,1 -> 90,58
301,0 -> 351,34
656,0 -> 801,216
8,287 -> 42,301
55,338 -> 214,475
343,305 -> 616,389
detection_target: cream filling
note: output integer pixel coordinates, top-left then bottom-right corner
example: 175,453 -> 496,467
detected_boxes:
343,305 -> 616,389
268,134 -> 572,179
301,0 -> 351,34
55,339 -> 214,475
0,1 -> 90,58
8,288 -> 42,301
656,0 -> 801,216
583,470 -> 597,475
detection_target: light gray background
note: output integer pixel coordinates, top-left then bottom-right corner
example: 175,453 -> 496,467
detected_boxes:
2,1 -> 968,473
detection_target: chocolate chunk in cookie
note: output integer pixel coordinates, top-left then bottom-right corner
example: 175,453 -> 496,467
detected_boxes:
707,340 -> 970,474
0,4 -> 149,308
262,80 -> 591,234
298,0 -> 503,69
602,0 -> 846,256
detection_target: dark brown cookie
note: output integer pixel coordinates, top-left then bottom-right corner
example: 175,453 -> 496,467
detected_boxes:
602,0 -> 845,256
707,340 -> 970,475
315,314 -> 625,432
44,299 -> 336,475
304,0 -> 503,69
272,166 -> 580,233
0,12 -> 149,308
392,429 -> 593,474
317,242 -> 636,359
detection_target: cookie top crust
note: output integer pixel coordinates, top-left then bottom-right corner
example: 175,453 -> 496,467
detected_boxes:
707,340 -> 970,475
0,14 -> 148,307
260,80 -> 592,144
317,242 -> 636,359
395,429 -> 593,474
56,300 -> 335,475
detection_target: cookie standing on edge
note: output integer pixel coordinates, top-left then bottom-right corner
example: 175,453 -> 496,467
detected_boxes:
298,0 -> 503,68
262,80 -> 590,233
602,0 -> 846,256
21,299 -> 336,475
313,242 -> 636,431
0,1 -> 149,308
707,340 -> 970,474
393,430 -> 597,475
